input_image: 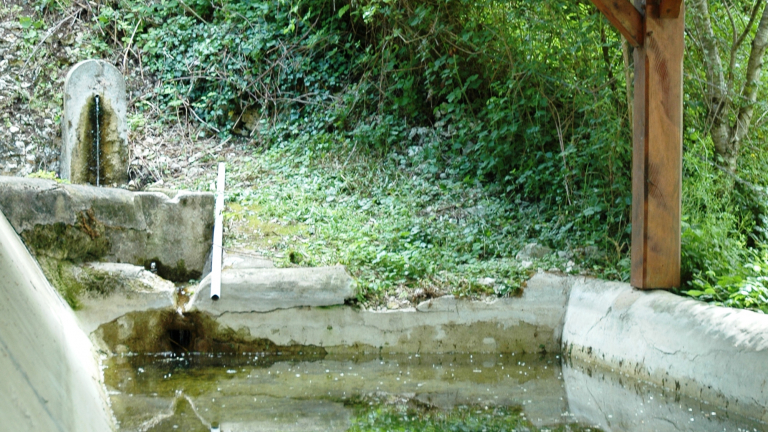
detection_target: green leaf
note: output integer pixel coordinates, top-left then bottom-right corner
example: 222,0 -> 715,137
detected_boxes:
19,16 -> 33,28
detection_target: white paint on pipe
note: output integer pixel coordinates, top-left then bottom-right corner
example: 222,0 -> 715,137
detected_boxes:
211,163 -> 225,301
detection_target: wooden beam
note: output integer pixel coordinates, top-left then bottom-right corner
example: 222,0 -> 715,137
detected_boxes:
590,0 -> 645,47
631,1 -> 684,289
658,0 -> 683,18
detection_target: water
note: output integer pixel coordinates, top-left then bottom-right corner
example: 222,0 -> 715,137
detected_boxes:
105,353 -> 766,432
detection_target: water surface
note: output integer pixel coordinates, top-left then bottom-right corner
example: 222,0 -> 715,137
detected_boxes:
104,352 -> 765,432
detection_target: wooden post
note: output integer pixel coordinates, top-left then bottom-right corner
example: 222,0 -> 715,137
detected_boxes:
631,1 -> 684,289
591,0 -> 684,289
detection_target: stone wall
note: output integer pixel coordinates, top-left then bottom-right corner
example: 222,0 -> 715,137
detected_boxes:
0,176 -> 214,281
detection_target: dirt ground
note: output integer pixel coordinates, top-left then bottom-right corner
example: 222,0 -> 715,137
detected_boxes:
0,0 -> 249,190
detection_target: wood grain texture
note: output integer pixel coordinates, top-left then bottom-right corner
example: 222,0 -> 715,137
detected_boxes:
658,0 -> 684,18
590,0 -> 645,47
630,1 -> 684,289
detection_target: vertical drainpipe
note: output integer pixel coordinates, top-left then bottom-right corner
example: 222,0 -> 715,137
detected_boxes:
211,162 -> 225,300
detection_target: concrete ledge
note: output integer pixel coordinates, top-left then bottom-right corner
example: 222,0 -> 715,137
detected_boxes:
191,265 -> 356,314
562,277 -> 768,423
0,209 -> 115,431
210,272 -> 570,354
0,176 -> 213,280
75,263 -> 176,334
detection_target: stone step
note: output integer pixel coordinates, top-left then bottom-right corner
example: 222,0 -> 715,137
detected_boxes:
74,262 -> 176,334
190,265 -> 355,314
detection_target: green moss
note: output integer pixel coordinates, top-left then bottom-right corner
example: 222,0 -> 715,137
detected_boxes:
21,209 -> 110,262
26,170 -> 70,183
35,257 -> 134,310
224,202 -> 307,251
37,257 -> 84,310
97,310 -> 328,356
142,257 -> 199,282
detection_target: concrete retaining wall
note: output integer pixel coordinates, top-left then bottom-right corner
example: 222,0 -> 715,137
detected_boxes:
0,209 -> 115,431
562,277 -> 768,423
0,176 -> 213,280
210,271 -> 568,354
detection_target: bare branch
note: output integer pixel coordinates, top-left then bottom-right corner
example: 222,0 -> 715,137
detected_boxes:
735,0 -> 765,50
724,0 -> 739,86
688,0 -> 733,160
734,3 -> 768,144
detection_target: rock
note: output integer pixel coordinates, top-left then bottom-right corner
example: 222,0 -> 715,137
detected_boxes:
516,242 -> 552,260
190,266 -> 356,314
0,176 -> 214,281
477,277 -> 496,286
61,60 -> 129,185
9,125 -> 18,133
581,245 -> 600,258
74,262 -> 176,334
565,260 -> 575,273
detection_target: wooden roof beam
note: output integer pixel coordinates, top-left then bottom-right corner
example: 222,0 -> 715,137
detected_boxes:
658,0 -> 683,18
590,0 -> 645,47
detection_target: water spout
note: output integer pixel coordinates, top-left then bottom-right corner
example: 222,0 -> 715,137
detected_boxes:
95,94 -> 100,187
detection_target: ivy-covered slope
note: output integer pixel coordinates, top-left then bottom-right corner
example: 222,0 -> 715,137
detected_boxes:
5,0 -> 768,311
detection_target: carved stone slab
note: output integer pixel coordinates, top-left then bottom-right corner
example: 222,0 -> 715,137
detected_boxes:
61,60 -> 128,185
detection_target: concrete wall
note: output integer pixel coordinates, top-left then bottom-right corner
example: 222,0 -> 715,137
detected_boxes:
0,209 -> 115,431
562,277 -> 768,423
209,272 -> 570,354
0,176 -> 213,280
562,361 -> 765,432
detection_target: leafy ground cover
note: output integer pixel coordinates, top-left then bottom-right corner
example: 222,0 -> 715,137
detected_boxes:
179,133 -> 582,307
3,0 -> 768,312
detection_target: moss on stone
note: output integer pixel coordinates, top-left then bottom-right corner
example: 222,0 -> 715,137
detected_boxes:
75,94 -> 128,186
96,310 -> 328,356
37,257 -> 85,310
21,209 -> 110,262
36,256 -> 136,310
142,257 -> 200,282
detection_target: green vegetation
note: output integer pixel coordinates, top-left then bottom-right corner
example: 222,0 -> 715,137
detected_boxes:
20,0 -> 768,311
26,170 -> 69,183
36,257 -> 127,309
223,139 -> 539,302
349,402 -> 597,432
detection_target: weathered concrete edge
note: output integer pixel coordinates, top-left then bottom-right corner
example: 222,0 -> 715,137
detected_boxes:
207,271 -> 571,355
0,209 -> 115,431
189,265 -> 357,314
0,176 -> 214,278
561,277 -> 768,423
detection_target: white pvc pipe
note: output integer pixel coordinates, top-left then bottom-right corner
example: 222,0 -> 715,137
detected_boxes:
211,163 -> 225,301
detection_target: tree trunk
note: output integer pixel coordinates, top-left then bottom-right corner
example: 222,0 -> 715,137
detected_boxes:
689,0 -> 768,172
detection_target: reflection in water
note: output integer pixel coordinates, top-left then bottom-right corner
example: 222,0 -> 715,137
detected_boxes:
104,353 -> 765,432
